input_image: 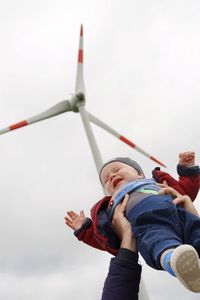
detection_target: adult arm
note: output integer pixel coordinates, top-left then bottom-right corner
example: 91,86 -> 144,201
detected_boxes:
101,195 -> 142,300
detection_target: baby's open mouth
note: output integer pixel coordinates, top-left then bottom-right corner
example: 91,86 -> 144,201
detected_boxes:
113,178 -> 123,188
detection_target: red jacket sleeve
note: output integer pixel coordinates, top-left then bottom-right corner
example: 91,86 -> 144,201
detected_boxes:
177,164 -> 200,202
152,165 -> 200,202
74,218 -> 105,250
74,217 -> 117,256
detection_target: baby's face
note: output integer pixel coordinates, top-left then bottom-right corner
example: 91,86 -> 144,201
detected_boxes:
100,161 -> 144,195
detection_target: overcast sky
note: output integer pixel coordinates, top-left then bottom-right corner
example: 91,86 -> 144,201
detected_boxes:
0,0 -> 200,299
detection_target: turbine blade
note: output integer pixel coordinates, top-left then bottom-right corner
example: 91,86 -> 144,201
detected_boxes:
88,111 -> 166,167
78,105 -> 103,173
0,100 -> 72,135
75,24 -> 85,94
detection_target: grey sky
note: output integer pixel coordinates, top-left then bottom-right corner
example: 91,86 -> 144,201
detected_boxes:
0,0 -> 200,299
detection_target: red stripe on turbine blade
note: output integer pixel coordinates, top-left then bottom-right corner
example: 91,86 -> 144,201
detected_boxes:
10,120 -> 28,130
150,156 -> 166,168
80,24 -> 83,36
119,136 -> 136,148
78,49 -> 83,63
120,135 -> 166,167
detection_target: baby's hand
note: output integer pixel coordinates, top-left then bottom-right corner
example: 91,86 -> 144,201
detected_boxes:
64,210 -> 86,231
179,151 -> 195,167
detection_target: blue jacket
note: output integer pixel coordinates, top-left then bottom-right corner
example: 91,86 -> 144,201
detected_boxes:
101,248 -> 141,300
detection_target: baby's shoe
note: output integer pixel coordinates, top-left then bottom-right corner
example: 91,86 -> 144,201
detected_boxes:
170,244 -> 200,292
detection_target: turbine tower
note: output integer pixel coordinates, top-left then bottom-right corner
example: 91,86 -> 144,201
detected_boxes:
0,25 -> 165,299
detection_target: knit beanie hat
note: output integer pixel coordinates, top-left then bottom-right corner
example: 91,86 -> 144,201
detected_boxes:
99,157 -> 145,184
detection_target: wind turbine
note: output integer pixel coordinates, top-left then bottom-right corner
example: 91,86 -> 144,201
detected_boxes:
0,24 -> 165,300
0,25 -> 165,172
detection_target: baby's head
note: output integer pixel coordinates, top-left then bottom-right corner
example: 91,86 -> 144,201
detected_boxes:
99,157 -> 145,195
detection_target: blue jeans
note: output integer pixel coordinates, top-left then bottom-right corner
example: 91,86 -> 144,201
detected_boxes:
127,194 -> 200,270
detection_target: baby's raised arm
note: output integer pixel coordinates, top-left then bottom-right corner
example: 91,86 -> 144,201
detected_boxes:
64,210 -> 86,231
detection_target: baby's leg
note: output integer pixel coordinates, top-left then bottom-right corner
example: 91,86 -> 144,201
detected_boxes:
129,196 -> 183,270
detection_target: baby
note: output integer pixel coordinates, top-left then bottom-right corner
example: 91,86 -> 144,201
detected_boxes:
65,151 -> 200,292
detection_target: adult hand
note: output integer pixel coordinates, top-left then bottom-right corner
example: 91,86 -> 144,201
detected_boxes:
159,186 -> 199,217
158,185 -> 180,198
112,194 -> 137,252
173,195 -> 199,217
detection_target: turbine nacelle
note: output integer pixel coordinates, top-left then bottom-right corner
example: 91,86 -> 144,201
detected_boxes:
70,92 -> 85,112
